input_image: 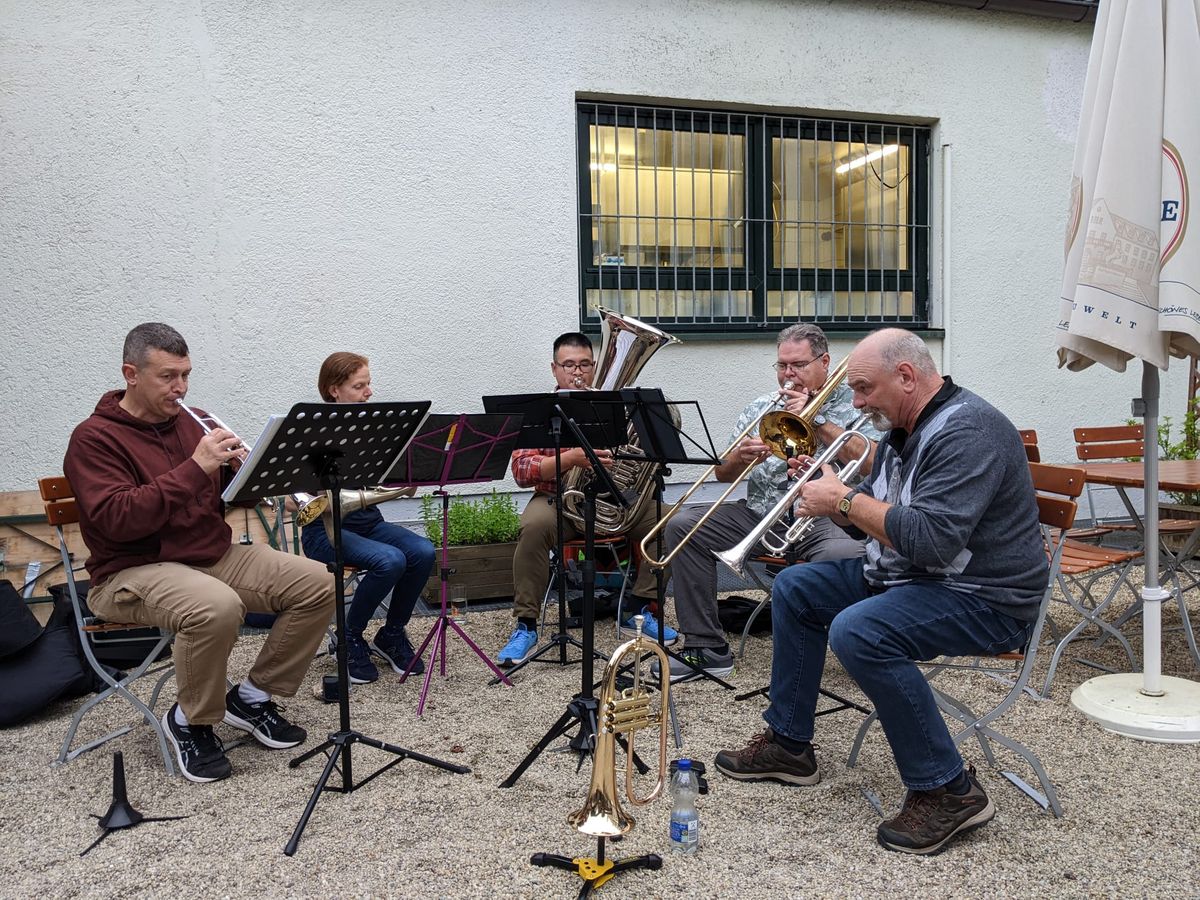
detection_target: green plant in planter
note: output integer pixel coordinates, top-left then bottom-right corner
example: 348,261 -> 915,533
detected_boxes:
420,490 -> 520,546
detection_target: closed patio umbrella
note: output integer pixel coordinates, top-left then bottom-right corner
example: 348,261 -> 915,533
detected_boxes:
1056,0 -> 1200,740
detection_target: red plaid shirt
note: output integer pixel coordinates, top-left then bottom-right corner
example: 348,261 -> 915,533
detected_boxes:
511,447 -> 558,495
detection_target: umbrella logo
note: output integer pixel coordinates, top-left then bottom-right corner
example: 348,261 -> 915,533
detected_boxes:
1161,139 -> 1188,267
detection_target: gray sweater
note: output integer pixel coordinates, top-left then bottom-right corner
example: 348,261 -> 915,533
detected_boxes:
851,383 -> 1047,621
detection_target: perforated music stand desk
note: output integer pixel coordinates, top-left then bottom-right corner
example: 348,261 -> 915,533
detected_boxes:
224,401 -> 470,857
383,412 -> 524,714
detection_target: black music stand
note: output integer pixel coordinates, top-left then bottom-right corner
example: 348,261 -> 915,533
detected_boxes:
615,389 -> 739,690
382,412 -> 524,714
481,392 -> 627,680
485,391 -> 635,788
223,401 -> 471,856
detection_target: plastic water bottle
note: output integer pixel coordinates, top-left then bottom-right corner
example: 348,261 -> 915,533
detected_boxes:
669,758 -> 700,854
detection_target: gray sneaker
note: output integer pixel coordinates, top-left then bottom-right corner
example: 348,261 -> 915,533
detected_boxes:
876,765 -> 995,855
714,728 -> 820,786
651,646 -> 735,683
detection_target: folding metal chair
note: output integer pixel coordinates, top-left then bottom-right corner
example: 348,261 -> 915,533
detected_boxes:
847,462 -> 1088,818
732,553 -> 791,659
38,476 -> 176,775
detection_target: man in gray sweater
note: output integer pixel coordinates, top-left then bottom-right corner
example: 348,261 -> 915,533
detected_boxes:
715,328 -> 1047,856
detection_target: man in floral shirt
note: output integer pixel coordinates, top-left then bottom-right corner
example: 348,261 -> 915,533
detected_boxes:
496,332 -> 676,667
658,323 -> 879,681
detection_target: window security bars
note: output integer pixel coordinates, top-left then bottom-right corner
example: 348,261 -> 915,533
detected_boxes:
577,102 -> 931,335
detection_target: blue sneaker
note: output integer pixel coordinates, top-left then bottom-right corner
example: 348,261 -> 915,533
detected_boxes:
621,606 -> 679,645
496,623 -> 538,667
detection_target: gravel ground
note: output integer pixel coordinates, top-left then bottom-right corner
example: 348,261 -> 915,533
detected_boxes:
2,582 -> 1198,899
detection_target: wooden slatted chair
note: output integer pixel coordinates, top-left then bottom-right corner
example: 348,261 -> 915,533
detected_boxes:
1074,425 -> 1198,536
38,476 -> 177,775
847,463 -> 1092,817
1019,428 -> 1110,541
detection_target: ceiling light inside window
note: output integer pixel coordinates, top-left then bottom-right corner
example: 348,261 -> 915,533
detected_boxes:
835,144 -> 899,175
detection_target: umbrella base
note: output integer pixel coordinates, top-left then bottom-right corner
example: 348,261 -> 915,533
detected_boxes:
1072,674 -> 1200,743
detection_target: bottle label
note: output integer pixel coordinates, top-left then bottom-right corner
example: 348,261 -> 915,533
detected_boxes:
670,818 -> 698,843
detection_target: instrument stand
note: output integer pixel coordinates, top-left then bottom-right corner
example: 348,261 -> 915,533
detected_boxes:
80,751 -> 189,857
222,401 -> 470,856
500,401 -> 647,787
531,836 -> 662,898
384,413 -> 525,713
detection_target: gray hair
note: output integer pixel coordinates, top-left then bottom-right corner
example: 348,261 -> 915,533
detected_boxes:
876,329 -> 939,376
777,323 -> 828,356
123,322 -> 189,366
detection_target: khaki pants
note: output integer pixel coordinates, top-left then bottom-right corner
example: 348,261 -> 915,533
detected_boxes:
511,493 -> 666,620
88,544 -> 335,725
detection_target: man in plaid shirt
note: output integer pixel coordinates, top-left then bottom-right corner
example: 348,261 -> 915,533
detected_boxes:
496,331 -> 677,667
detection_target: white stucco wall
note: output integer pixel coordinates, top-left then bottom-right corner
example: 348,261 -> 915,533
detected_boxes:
1,0 -> 1177,498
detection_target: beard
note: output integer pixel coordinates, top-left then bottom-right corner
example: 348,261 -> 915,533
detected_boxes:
862,407 -> 892,431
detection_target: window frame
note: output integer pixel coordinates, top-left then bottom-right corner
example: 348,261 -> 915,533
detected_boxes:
576,101 -> 933,336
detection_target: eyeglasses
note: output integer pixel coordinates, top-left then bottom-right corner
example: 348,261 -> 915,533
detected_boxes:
556,360 -> 595,372
773,357 -> 820,373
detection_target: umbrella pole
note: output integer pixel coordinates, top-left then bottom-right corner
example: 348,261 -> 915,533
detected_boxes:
1140,361 -> 1167,697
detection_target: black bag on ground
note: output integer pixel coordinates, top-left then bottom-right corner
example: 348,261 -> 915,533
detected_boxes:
0,579 -> 100,727
49,581 -> 171,670
717,595 -> 773,635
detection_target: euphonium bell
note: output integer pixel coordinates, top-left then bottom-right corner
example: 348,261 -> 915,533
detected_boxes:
566,616 -> 671,837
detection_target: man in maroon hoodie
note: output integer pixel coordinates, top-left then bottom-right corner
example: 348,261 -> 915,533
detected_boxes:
64,322 -> 334,783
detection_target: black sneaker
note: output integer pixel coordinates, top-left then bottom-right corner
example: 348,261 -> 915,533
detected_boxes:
714,728 -> 820,786
371,626 -> 426,676
161,703 -> 232,784
222,686 -> 307,750
346,634 -> 379,684
650,646 -> 735,683
876,765 -> 995,855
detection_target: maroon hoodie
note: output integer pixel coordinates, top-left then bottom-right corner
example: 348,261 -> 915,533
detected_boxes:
64,390 -> 232,586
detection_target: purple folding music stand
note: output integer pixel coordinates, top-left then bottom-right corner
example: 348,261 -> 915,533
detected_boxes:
384,412 -> 523,714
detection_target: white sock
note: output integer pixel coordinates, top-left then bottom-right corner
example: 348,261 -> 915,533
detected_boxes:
238,679 -> 270,705
174,705 -> 189,727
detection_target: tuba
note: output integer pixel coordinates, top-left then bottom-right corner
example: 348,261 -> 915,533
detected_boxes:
566,616 -> 670,837
559,307 -> 679,535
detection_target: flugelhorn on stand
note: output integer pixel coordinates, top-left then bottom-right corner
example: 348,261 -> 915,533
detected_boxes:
566,616 -> 670,837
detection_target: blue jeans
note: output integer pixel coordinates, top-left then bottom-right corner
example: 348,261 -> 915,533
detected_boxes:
302,520 -> 436,638
766,557 -> 1032,791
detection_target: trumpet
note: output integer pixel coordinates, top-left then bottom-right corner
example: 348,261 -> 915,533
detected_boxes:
640,356 -> 851,570
714,415 -> 873,578
174,399 -> 329,523
566,616 -> 670,837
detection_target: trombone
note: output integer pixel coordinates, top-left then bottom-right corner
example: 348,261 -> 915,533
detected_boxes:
174,399 -> 329,523
714,415 -> 873,578
639,356 -> 850,570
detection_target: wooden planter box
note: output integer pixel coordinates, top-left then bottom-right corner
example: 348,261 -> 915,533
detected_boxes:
422,541 -> 517,603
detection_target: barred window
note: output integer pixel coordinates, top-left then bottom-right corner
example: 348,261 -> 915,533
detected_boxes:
577,102 -> 931,335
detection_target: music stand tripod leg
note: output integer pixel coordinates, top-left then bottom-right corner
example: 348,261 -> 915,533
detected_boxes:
284,469 -> 469,857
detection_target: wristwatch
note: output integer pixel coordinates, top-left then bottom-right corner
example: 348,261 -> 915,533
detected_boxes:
837,490 -> 855,516
812,413 -> 828,427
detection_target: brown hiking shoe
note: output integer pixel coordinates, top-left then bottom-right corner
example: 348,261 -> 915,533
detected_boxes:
714,728 -> 819,786
876,765 -> 995,855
